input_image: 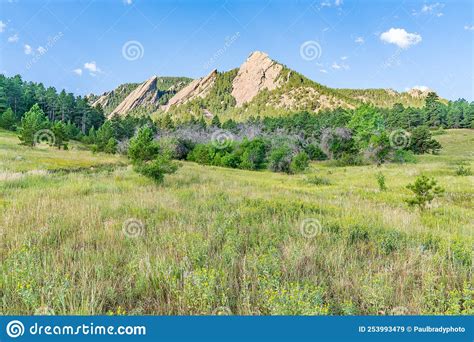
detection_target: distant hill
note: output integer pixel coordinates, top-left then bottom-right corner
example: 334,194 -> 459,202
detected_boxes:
93,51 -> 433,120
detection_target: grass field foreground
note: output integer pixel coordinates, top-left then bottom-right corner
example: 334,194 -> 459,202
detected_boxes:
0,129 -> 473,315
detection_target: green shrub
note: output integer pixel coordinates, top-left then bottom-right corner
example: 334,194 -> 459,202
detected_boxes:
305,144 -> 327,161
268,145 -> 292,173
376,172 -> 387,191
238,138 -> 268,170
134,155 -> 179,184
449,237 -> 472,267
104,137 -> 117,154
51,121 -> 69,149
128,126 -> 160,163
18,104 -> 49,146
367,132 -> 391,164
348,225 -> 370,244
455,164 -> 472,176
305,175 -> 331,185
0,107 -> 16,130
290,151 -> 309,174
129,126 -> 178,183
393,150 -> 417,164
187,144 -> 215,165
406,175 -> 444,210
221,152 -> 240,168
408,126 -> 442,154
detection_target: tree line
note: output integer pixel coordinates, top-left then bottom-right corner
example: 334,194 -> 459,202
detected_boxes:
0,74 -> 105,134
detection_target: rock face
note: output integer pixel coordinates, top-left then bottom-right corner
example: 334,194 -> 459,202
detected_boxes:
92,91 -> 113,108
110,76 -> 159,117
406,87 -> 431,98
231,51 -> 283,107
163,69 -> 217,111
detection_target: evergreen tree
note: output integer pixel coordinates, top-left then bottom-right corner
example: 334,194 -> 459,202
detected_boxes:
18,103 -> 49,146
0,86 -> 8,114
51,121 -> 69,149
0,108 -> 16,130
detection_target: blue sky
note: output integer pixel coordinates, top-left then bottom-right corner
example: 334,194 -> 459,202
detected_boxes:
0,0 -> 473,100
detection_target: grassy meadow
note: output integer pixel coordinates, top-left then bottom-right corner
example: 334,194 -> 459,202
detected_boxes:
0,128 -> 473,315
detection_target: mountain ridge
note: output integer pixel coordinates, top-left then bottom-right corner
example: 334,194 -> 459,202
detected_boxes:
92,51 -> 433,120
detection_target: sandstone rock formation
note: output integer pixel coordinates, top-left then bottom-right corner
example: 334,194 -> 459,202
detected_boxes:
163,69 -> 217,111
92,91 -> 113,108
110,76 -> 159,117
231,51 -> 283,106
406,87 -> 431,98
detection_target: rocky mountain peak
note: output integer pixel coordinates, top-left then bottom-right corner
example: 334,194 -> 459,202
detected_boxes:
163,69 -> 217,111
231,51 -> 283,107
109,76 -> 159,117
406,87 -> 431,98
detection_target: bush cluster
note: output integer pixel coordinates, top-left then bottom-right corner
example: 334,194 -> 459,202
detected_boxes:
185,137 -> 310,174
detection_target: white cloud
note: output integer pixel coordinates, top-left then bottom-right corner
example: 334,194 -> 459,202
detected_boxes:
8,33 -> 18,43
380,28 -> 422,49
334,0 -> 343,6
465,25 -> 474,31
37,46 -> 47,54
355,36 -> 364,44
73,68 -> 83,76
84,61 -> 102,75
331,62 -> 349,70
319,69 -> 328,74
0,20 -> 6,33
24,44 -> 33,55
123,0 -> 132,4
341,56 -> 348,60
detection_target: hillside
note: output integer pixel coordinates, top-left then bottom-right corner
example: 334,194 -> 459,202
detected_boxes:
93,51 -> 434,121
